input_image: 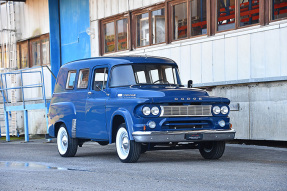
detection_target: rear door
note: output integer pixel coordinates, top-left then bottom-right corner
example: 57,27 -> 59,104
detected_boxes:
84,66 -> 109,140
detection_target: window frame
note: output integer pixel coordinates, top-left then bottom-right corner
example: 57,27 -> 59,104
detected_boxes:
132,3 -> 166,48
77,68 -> 90,89
93,67 -> 109,91
269,0 -> 287,22
100,13 -> 130,55
29,34 -> 50,67
66,70 -> 77,90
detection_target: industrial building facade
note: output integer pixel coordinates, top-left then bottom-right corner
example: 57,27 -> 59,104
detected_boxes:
0,0 -> 287,141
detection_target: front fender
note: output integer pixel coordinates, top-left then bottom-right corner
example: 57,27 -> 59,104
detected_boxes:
110,108 -> 135,143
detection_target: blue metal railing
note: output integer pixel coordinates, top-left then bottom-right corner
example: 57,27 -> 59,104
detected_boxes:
0,66 -> 54,142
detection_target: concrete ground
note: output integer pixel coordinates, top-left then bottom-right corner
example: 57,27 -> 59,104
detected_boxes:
0,138 -> 286,191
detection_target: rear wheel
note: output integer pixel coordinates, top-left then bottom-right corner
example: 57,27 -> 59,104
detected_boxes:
199,141 -> 225,159
57,125 -> 78,157
116,123 -> 141,163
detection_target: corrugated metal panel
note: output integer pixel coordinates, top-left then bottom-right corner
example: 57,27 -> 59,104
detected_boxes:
179,46 -> 191,85
213,39 -> 225,82
237,34 -> 251,79
225,37 -> 238,81
250,32 -> 265,78
265,29 -> 280,77
280,27 -> 287,76
201,41 -> 213,83
190,43 -> 202,84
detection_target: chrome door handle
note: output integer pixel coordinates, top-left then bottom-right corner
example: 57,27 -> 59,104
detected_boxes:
88,91 -> 93,95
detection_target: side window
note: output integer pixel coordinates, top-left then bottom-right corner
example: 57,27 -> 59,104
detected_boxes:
66,70 -> 77,89
77,69 -> 90,89
94,68 -> 108,91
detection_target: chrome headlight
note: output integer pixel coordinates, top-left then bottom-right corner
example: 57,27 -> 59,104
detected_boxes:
142,107 -> 151,115
151,106 -> 159,115
221,106 -> 229,115
218,120 -> 226,127
213,106 -> 220,115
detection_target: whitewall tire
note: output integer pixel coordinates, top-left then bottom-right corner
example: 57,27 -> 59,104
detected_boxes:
57,125 -> 78,157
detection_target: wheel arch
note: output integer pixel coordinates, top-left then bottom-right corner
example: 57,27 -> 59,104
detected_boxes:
110,109 -> 134,143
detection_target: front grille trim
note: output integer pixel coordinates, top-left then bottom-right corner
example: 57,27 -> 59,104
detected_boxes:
160,105 -> 212,117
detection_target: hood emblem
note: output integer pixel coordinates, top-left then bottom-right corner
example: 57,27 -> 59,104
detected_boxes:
175,98 -> 178,100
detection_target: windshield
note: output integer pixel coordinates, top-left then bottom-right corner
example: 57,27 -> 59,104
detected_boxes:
110,64 -> 181,87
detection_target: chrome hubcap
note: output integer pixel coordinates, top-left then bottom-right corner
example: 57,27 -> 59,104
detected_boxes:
122,137 -> 129,149
116,127 -> 130,160
57,127 -> 68,155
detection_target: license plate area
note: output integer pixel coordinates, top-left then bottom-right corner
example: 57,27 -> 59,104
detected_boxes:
185,134 -> 203,140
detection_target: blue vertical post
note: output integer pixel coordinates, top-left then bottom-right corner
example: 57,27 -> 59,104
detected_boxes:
24,110 -> 29,142
4,111 -> 10,142
249,0 -> 252,24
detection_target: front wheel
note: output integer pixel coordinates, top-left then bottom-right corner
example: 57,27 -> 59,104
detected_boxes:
116,124 -> 141,163
57,125 -> 78,157
199,141 -> 226,159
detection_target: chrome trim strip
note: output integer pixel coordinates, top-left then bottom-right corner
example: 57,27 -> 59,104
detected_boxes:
132,129 -> 236,143
160,105 -> 212,117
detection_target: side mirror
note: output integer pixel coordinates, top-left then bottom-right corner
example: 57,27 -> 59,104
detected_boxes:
188,80 -> 193,88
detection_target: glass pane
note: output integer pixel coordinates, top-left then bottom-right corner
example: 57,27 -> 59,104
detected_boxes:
17,44 -> 20,69
150,69 -> 159,82
104,22 -> 115,53
21,42 -> 28,68
117,18 -> 128,51
137,13 -> 149,47
42,38 -> 50,65
191,0 -> 207,36
239,0 -> 259,27
66,71 -> 77,89
31,40 -> 41,66
173,3 -> 187,40
94,68 -> 108,90
77,69 -> 89,89
217,0 -> 235,31
152,8 -> 165,44
272,0 -> 287,20
110,65 -> 136,87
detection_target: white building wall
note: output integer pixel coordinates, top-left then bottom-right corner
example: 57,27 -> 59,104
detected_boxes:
0,0 -> 51,136
89,0 -> 287,141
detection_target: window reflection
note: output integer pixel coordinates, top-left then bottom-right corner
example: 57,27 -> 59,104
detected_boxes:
104,22 -> 115,53
191,0 -> 207,36
117,19 -> 128,51
272,0 -> 287,20
173,3 -> 187,40
152,8 -> 165,44
240,0 -> 260,27
137,13 -> 149,47
217,0 -> 235,31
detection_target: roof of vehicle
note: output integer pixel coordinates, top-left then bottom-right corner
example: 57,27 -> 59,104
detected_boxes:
61,56 -> 177,69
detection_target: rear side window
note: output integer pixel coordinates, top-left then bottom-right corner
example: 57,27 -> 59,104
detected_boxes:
77,69 -> 90,89
66,70 -> 77,89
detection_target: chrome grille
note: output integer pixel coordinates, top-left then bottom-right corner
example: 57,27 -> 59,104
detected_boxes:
160,105 -> 212,117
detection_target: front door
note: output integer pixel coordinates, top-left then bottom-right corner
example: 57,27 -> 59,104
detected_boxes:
85,66 -> 109,140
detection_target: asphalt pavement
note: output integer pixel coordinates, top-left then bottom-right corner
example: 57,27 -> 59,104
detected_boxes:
0,138 -> 286,191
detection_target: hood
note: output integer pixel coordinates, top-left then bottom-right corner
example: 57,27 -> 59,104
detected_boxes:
110,86 -> 230,104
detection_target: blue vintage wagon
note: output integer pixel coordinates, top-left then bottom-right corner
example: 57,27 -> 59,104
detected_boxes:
47,56 -> 235,163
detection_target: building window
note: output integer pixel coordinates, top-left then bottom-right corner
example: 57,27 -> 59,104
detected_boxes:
191,0 -> 207,36
20,41 -> 29,68
217,0 -> 236,31
102,16 -> 129,54
152,8 -> 165,44
77,69 -> 89,89
272,0 -> 287,20
66,70 -> 77,89
134,4 -> 166,48
0,46 -> 8,68
136,12 -> 149,47
239,0 -> 260,27
172,2 -> 188,40
30,34 -> 50,67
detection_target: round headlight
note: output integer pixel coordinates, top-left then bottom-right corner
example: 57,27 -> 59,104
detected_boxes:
213,106 -> 220,115
218,120 -> 226,127
148,121 -> 156,129
151,106 -> 159,115
221,106 -> 229,115
142,107 -> 151,115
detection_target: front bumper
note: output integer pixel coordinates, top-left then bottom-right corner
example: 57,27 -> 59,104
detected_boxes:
132,129 -> 235,143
